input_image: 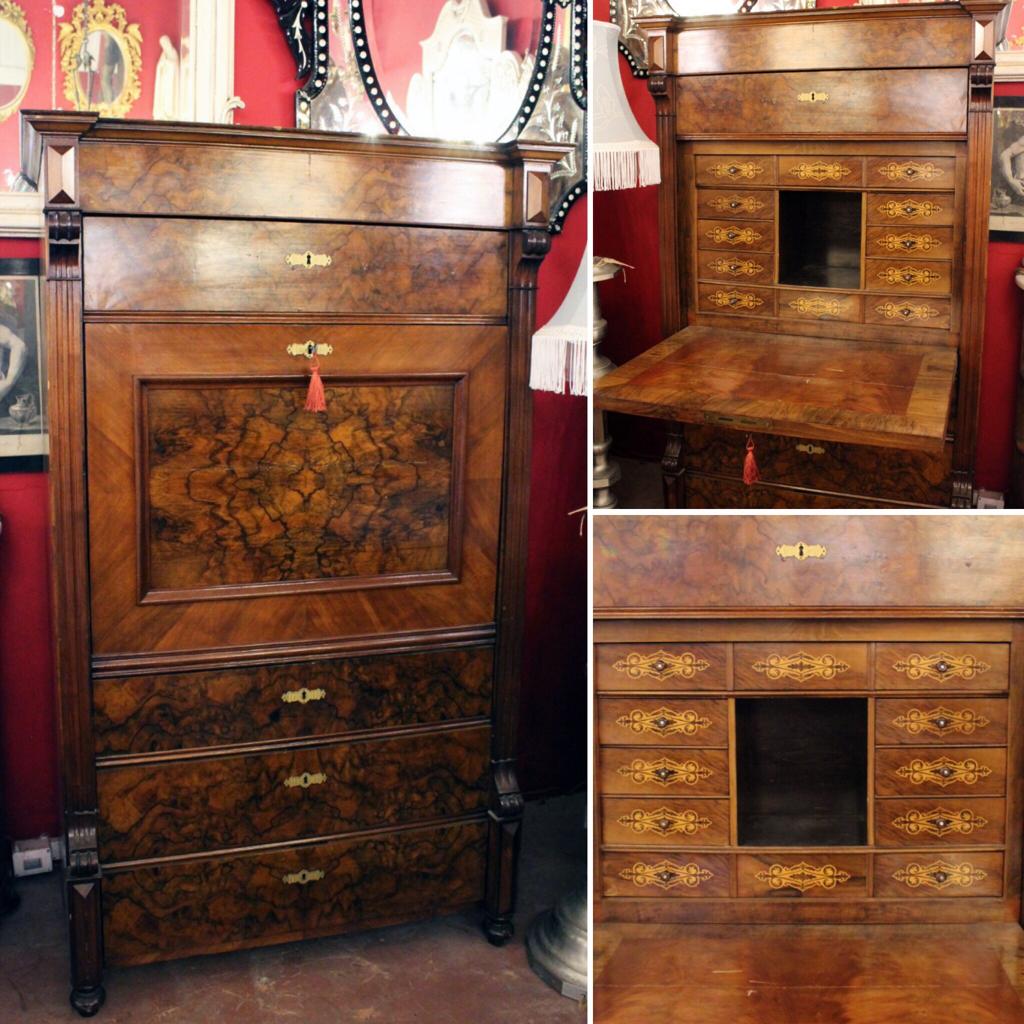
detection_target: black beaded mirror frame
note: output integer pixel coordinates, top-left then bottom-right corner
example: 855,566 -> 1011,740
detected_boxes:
268,0 -> 586,233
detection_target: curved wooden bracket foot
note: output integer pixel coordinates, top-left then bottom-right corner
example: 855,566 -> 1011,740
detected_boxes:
70,985 -> 105,1018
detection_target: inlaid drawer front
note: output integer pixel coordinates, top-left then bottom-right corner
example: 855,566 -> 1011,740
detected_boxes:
598,698 -> 728,748
695,156 -> 775,187
595,644 -> 728,692
698,218 -> 775,252
875,797 -> 1006,848
867,158 -> 956,190
875,644 -> 1009,692
602,852 -> 730,898
778,291 -> 863,324
778,155 -> 864,187
600,747 -> 730,797
875,746 -> 1006,798
866,225 -> 953,261
94,647 -> 493,757
864,295 -> 952,331
875,698 -> 1007,747
83,218 -> 508,316
97,725 -> 490,862
601,798 -> 731,847
868,193 -> 955,226
874,852 -> 1004,899
734,643 -> 869,690
736,854 -> 868,899
103,819 -> 487,966
867,258 -> 952,295
698,283 -> 776,318
696,189 -> 773,221
697,249 -> 774,286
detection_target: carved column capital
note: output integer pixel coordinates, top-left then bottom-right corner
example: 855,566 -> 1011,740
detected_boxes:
66,810 -> 100,878
46,209 -> 83,281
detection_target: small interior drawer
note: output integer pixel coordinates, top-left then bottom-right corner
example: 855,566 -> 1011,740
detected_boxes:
866,257 -> 952,295
778,291 -> 863,324
875,697 -> 1008,746
696,189 -> 774,221
864,295 -> 952,330
598,698 -> 729,747
875,746 -> 1007,798
866,157 -> 957,190
875,644 -> 1009,691
695,156 -> 775,187
734,643 -> 869,690
866,225 -> 954,261
874,852 -> 1004,898
697,249 -> 774,286
602,851 -> 731,898
778,155 -> 864,187
600,747 -> 730,797
595,644 -> 728,692
874,797 -> 1006,848
601,797 -> 731,847
867,192 -> 956,226
698,218 -> 775,252
697,282 -> 777,318
736,854 -> 869,899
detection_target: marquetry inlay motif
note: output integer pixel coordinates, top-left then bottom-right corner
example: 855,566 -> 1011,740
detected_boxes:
708,256 -> 765,278
706,226 -> 763,246
707,195 -> 766,215
281,687 -> 327,705
877,198 -> 943,220
876,161 -> 946,183
614,707 -> 713,738
755,862 -> 851,893
877,266 -> 941,287
751,650 -> 850,683
617,807 -> 713,837
282,869 -> 325,886
892,652 -> 991,682
891,706 -> 990,738
874,232 -> 943,254
708,161 -> 765,180
612,650 -> 711,681
891,808 -> 988,839
788,297 -> 842,317
891,861 -> 986,891
708,289 -> 764,310
619,859 -> 713,890
787,161 -> 851,182
775,542 -> 826,560
283,771 -> 327,789
894,756 -> 992,788
617,757 -> 713,788
874,301 -> 942,323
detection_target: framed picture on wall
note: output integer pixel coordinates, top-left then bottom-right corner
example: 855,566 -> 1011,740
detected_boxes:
991,96 -> 1024,240
0,259 -> 44,472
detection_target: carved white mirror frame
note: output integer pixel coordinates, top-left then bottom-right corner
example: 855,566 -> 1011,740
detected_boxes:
5,0 -> 240,237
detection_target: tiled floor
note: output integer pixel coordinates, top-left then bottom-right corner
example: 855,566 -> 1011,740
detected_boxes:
0,795 -> 586,1023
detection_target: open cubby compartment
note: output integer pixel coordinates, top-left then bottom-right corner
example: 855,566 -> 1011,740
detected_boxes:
736,697 -> 868,847
778,190 -> 863,290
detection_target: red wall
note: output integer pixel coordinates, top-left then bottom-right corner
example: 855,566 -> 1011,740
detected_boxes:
594,0 -> 1024,494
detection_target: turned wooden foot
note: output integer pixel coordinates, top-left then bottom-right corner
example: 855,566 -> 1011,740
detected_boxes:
661,422 -> 685,508
70,985 -> 105,1018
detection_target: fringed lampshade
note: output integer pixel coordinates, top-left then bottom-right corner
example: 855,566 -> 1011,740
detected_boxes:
530,251 -> 589,396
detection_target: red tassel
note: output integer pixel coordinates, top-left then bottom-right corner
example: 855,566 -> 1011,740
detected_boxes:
305,357 -> 326,413
743,435 -> 759,486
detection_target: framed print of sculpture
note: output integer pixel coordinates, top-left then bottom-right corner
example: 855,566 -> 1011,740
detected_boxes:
992,96 -> 1024,239
0,260 -> 44,471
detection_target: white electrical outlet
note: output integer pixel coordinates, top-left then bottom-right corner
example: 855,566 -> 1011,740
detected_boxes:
12,836 -> 53,877
976,490 -> 1005,510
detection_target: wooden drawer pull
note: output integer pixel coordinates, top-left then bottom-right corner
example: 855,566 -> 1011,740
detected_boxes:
795,443 -> 825,456
285,251 -> 332,269
281,687 -> 327,705
283,771 -> 327,789
282,868 -> 325,886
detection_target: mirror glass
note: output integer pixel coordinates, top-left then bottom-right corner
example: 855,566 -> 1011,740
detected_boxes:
0,17 -> 30,114
75,29 -> 126,110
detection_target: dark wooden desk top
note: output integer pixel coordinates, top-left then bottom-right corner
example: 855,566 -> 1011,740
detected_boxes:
594,325 -> 956,453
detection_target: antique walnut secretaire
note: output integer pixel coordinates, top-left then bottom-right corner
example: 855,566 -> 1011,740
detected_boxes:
22,113 -> 566,1015
594,516 -> 1024,925
595,2 -> 1005,509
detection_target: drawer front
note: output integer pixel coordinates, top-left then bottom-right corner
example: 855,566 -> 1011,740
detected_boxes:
875,644 -> 1009,692
864,295 -> 952,331
868,193 -> 956,226
697,283 -> 777,318
697,249 -> 774,286
684,474 -> 912,510
601,798 -> 731,847
734,643 -> 869,690
866,225 -> 954,261
94,647 -> 493,756
867,158 -> 957,190
602,852 -> 730,898
681,70 -> 967,136
736,854 -> 868,899
83,218 -> 507,316
698,218 -> 775,252
598,698 -> 728,748
97,725 -> 490,862
683,426 -> 952,506
778,291 -> 863,325
103,819 -> 487,966
875,698 -> 1008,747
696,189 -> 774,221
875,797 -> 1006,848
778,155 -> 864,187
595,644 -> 728,692
874,852 -> 1004,899
695,156 -> 775,187
600,747 -> 730,797
867,258 -> 952,295
875,746 -> 1007,798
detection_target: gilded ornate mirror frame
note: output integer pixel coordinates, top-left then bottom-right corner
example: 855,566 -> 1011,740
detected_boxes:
0,0 -> 33,124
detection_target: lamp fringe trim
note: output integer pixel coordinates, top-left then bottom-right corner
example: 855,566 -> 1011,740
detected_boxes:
529,329 -> 589,396
593,144 -> 660,191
